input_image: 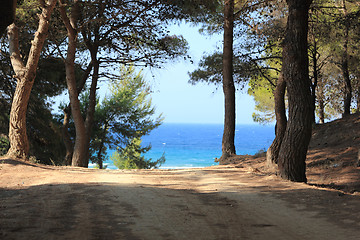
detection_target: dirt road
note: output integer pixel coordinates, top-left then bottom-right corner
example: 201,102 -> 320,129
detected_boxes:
1,158 -> 359,239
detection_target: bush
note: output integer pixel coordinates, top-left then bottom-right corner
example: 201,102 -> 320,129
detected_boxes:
111,137 -> 165,169
254,148 -> 266,158
0,135 -> 9,156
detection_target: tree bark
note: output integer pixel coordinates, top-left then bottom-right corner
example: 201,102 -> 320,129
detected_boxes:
83,58 -> 99,167
277,0 -> 313,183
342,41 -> 351,116
317,79 -> 325,123
341,0 -> 351,117
220,0 -> 236,161
61,62 -> 93,165
96,139 -> 105,169
60,0 -> 88,167
266,73 -> 287,169
310,41 -> 318,124
318,97 -> 325,124
80,2 -> 103,167
7,0 -> 57,158
357,85 -> 360,113
62,106 -> 73,165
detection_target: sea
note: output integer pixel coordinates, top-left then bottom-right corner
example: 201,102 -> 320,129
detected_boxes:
99,123 -> 275,170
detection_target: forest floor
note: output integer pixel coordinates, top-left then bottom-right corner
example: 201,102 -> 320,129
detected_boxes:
1,114 -> 360,239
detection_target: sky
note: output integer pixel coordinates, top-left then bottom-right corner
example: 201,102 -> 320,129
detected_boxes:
55,24 -> 257,125
141,24 -> 257,124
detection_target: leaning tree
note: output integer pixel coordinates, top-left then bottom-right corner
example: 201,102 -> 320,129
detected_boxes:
7,0 -> 57,158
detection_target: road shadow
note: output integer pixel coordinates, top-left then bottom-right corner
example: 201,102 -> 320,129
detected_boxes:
1,180 -> 360,239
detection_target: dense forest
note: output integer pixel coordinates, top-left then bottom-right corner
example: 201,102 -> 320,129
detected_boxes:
1,0 -> 360,183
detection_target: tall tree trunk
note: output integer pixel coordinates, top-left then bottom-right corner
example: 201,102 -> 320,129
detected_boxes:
266,73 -> 287,169
1,0 -> 16,35
61,62 -> 93,165
95,121 -> 109,170
317,79 -> 325,123
62,106 -> 73,165
357,85 -> 360,113
80,2 -> 103,167
220,0 -> 236,161
310,42 -> 318,124
342,44 -> 351,116
83,58 -> 99,167
342,0 -> 351,116
96,139 -> 105,170
60,0 -> 88,167
318,96 -> 325,124
65,39 -> 87,167
6,0 -> 57,158
277,0 -> 313,183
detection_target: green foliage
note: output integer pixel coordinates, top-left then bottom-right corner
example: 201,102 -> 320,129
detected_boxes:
111,137 -> 165,170
79,66 -> 164,168
163,0 -> 220,23
306,0 -> 360,121
250,86 -> 275,124
189,52 -> 223,85
73,0 -> 191,70
246,0 -> 360,124
0,135 -> 9,156
247,44 -> 281,124
189,51 -> 255,86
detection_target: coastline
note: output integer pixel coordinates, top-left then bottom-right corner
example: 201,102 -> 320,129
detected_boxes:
94,123 -> 274,170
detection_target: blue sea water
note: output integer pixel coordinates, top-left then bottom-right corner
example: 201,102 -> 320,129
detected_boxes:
101,123 -> 275,169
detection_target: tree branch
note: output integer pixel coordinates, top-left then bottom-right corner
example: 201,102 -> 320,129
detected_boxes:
7,24 -> 26,79
24,0 -> 57,81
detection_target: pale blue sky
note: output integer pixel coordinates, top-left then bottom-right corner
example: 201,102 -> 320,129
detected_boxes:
55,24 -> 257,124
144,24 -> 256,124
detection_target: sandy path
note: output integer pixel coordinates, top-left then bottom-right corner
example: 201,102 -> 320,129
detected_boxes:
1,159 -> 359,239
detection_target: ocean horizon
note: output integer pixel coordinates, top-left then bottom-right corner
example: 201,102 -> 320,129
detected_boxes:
92,123 -> 275,170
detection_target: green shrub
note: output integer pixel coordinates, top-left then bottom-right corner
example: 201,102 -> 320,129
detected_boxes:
111,137 -> 165,169
0,135 -> 9,156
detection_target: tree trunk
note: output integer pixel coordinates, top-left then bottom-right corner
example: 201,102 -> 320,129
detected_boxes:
342,46 -> 351,116
83,58 -> 99,167
62,106 -> 73,165
80,3 -> 103,167
357,85 -> 360,113
7,0 -> 57,158
61,62 -> 93,165
318,97 -> 325,124
60,0 -> 88,167
342,0 -> 351,117
65,43 -> 87,167
220,0 -> 236,162
317,79 -> 325,123
266,73 -> 287,169
96,140 -> 104,169
277,0 -> 313,183
310,42 -> 318,124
